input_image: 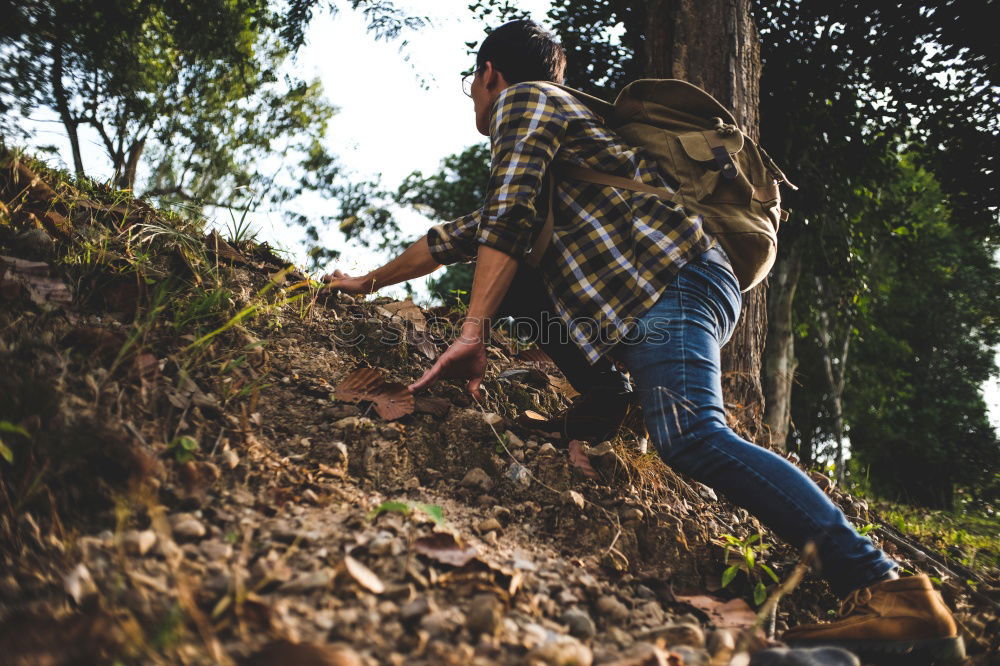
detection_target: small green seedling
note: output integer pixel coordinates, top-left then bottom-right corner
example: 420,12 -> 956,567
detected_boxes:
367,500 -> 446,526
719,533 -> 780,606
0,421 -> 29,464
168,435 -> 199,463
857,523 -> 879,537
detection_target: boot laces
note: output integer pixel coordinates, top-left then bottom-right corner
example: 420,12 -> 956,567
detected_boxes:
838,587 -> 874,617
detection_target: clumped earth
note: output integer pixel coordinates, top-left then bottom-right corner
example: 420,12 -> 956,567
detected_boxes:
0,148 -> 997,665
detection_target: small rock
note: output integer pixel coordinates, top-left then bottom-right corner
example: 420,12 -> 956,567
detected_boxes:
527,636 -> 593,666
368,532 -> 395,557
562,490 -> 586,510
492,505 -> 512,524
706,629 -> 735,658
200,540 -> 233,561
170,514 -> 206,541
403,476 -> 421,490
561,608 -> 596,639
63,563 -> 97,604
671,645 -> 710,666
749,647 -> 860,666
482,412 -> 504,426
637,622 -> 704,648
504,430 -> 525,448
595,595 -> 629,624
460,467 -> 493,491
123,529 -> 157,556
538,442 -> 558,455
279,569 -> 333,594
222,448 -> 240,469
466,593 -> 504,636
607,626 -> 634,647
621,508 -> 644,522
612,643 -> 673,666
476,518 -> 502,534
302,489 -> 320,504
505,462 -> 531,486
330,441 -> 349,463
420,610 -> 456,638
400,596 -> 433,625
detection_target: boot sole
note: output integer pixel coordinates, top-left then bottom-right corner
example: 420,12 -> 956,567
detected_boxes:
786,636 -> 965,665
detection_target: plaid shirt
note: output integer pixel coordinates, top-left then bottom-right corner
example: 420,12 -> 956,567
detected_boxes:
426,82 -> 712,364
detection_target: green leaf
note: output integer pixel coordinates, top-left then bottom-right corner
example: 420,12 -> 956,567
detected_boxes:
0,439 -> 13,464
366,500 -> 412,521
0,421 -> 29,437
721,564 -> 740,588
753,582 -> 768,606
760,563 -> 780,583
415,503 -> 446,525
745,534 -> 761,545
745,548 -> 756,570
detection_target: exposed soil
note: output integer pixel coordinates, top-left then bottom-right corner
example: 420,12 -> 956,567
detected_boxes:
1,150 -> 997,665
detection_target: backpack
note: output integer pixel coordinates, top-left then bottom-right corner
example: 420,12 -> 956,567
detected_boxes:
524,79 -> 795,292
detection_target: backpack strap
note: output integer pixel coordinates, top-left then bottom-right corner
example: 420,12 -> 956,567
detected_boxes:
523,164 -> 676,268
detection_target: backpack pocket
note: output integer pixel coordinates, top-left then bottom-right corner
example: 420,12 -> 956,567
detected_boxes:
671,130 -> 753,205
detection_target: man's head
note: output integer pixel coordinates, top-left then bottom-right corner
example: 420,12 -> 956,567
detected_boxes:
469,20 -> 566,135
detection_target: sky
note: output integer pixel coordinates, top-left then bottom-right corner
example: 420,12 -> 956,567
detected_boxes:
13,0 -> 1000,428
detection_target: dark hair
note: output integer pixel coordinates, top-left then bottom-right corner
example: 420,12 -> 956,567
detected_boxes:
476,20 -> 566,84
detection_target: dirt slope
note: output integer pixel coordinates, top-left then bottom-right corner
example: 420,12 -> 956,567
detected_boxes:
0,149 -> 996,665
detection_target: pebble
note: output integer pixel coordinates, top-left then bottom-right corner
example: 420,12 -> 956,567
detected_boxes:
420,610 -> 456,637
466,593 -> 504,636
538,442 -> 558,455
492,505 -> 512,524
278,569 -> 333,593
595,595 -> 629,623
637,622 -> 704,648
400,596 -> 433,624
749,647 -> 860,666
561,608 -> 597,639
621,507 -> 644,522
403,476 -> 421,490
563,490 -> 586,510
368,532 -> 395,556
707,628 -> 735,657
672,645 -> 710,666
476,518 -> 502,534
607,626 -> 634,647
482,412 -> 504,426
170,514 -> 207,540
330,440 -> 349,463
460,467 -> 493,491
527,636 -> 593,666
504,430 -> 525,448
63,563 -> 97,604
199,540 -> 233,561
123,529 -> 157,556
505,462 -> 531,486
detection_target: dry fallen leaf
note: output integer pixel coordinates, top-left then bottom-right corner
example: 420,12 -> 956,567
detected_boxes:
413,532 -> 480,568
343,555 -> 385,594
674,594 -> 757,630
514,348 -> 556,368
382,299 -> 427,332
0,255 -> 72,309
568,440 -> 598,479
406,328 -> 439,359
334,367 -> 414,421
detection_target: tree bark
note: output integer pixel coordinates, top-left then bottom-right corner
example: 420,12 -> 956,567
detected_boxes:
763,240 -> 803,450
50,42 -> 85,178
644,0 -> 766,441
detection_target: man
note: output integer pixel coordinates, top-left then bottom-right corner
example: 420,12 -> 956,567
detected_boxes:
323,19 -> 963,664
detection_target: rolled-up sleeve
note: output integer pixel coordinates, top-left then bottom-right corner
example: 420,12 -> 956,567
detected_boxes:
475,83 -> 568,259
426,210 -> 480,265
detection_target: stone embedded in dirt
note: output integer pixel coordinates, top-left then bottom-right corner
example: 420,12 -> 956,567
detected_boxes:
706,628 -> 735,658
400,596 -> 433,625
605,642 -> 675,666
482,412 -> 504,426
504,430 -> 526,449
476,518 -> 502,534
420,609 -> 459,638
279,569 -> 333,594
561,608 -> 597,639
330,441 -> 349,463
596,595 -> 630,624
506,462 -> 531,486
323,404 -> 360,420
637,622 -> 704,648
526,635 -> 593,666
748,647 -> 860,666
563,490 -> 586,510
466,593 -> 504,637
367,531 -> 396,556
608,626 -> 635,648
199,539 -> 233,561
63,563 -> 97,605
122,529 -> 157,556
403,475 -> 421,490
460,467 -> 493,491
538,442 -> 558,456
169,514 -> 207,540
621,507 -> 644,523
671,645 -> 710,666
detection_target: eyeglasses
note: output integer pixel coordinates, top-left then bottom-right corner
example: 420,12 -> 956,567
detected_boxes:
462,70 -> 477,97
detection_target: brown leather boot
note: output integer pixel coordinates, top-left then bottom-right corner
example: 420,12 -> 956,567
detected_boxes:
783,574 -> 965,664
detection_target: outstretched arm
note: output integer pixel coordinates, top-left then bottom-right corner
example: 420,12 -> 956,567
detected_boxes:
322,236 -> 441,295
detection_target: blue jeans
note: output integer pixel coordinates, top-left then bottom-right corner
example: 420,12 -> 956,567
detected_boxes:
610,247 -> 897,597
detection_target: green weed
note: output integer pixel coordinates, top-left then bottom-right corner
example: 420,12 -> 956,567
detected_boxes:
719,533 -> 781,606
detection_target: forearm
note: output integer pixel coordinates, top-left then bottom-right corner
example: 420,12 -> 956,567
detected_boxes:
364,236 -> 441,292
460,245 -> 519,342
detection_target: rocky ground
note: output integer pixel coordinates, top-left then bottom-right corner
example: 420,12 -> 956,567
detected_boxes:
1,150 -> 997,665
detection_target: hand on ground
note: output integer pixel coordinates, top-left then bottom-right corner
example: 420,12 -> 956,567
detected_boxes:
321,269 -> 375,295
408,336 -> 487,401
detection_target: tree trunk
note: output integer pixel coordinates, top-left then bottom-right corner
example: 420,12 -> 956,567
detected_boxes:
121,137 -> 146,191
50,42 -> 85,178
763,240 -> 803,450
645,0 -> 766,441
